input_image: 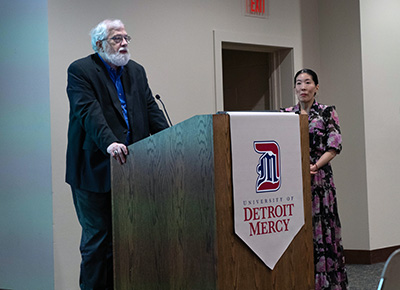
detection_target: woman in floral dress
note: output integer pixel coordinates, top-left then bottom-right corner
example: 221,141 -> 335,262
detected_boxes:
282,69 -> 348,289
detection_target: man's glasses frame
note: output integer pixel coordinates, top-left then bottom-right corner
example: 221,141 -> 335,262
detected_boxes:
101,35 -> 131,44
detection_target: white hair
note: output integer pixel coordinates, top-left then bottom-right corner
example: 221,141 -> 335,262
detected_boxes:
90,19 -> 125,52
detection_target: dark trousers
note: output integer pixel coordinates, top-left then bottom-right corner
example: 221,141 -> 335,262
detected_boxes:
71,187 -> 113,290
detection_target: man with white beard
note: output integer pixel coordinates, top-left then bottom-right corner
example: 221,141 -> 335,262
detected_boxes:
66,19 -> 169,289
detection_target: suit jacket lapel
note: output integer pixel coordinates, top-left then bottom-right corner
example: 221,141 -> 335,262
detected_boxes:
93,55 -> 125,121
121,64 -> 135,120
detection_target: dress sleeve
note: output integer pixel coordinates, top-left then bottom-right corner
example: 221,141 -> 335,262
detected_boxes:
280,107 -> 292,112
323,106 -> 342,154
280,105 -> 298,113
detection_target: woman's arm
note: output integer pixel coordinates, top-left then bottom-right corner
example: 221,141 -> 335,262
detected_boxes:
310,149 -> 337,175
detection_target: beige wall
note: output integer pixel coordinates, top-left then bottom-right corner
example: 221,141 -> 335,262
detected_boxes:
318,0 -> 370,250
49,0 -> 400,288
318,0 -> 400,251
359,0 -> 400,249
49,1 -> 320,288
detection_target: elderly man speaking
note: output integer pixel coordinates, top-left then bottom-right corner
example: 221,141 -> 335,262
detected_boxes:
66,19 -> 169,289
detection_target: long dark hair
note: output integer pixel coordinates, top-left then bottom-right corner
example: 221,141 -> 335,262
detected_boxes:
294,68 -> 319,86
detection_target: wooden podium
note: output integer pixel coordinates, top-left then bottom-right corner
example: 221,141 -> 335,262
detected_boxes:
111,114 -> 314,290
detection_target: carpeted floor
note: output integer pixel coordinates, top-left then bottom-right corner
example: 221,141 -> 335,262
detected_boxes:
347,262 -> 385,290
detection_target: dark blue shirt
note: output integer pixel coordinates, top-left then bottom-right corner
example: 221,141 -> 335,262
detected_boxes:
98,54 -> 132,145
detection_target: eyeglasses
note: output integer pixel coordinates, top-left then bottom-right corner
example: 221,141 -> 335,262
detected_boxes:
101,35 -> 131,44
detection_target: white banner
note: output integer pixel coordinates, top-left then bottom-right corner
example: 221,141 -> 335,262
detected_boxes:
228,112 -> 304,270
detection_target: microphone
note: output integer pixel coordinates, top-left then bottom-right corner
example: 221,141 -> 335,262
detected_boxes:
155,94 -> 173,127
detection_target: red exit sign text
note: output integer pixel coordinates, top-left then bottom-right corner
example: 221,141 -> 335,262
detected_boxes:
244,0 -> 266,18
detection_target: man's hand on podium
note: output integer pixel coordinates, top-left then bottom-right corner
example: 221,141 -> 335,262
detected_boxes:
107,142 -> 129,165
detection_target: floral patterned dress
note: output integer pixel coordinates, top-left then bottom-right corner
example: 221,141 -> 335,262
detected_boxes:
282,101 -> 348,290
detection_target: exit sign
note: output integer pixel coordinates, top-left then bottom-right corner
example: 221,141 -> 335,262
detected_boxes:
244,0 -> 267,18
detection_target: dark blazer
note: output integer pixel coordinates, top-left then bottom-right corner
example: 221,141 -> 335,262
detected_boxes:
66,53 -> 169,192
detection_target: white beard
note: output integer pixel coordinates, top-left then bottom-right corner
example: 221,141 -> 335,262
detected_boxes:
102,46 -> 130,67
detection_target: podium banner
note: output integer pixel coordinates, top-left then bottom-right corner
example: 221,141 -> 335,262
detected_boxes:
228,112 -> 304,270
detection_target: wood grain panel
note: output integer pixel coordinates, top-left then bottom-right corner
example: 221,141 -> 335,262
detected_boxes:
112,115 -> 218,289
112,113 -> 314,289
